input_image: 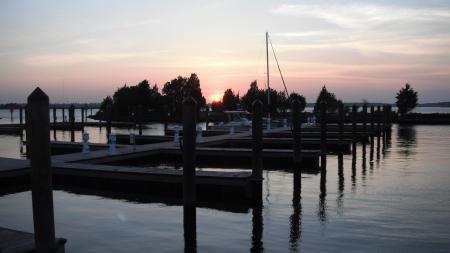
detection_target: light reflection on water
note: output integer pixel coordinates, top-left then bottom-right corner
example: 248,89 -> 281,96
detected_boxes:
0,125 -> 450,252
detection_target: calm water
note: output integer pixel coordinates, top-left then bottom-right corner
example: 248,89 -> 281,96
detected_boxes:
1,123 -> 450,252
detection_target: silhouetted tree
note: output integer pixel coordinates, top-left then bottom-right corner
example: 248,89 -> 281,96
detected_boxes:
112,80 -> 161,116
241,80 -> 264,112
99,96 -> 113,113
222,89 -> 240,110
396,83 -> 418,117
313,86 -> 341,114
162,73 -> 206,119
288,92 -> 306,111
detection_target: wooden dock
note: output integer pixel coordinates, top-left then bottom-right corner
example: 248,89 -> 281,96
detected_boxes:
0,227 -> 66,253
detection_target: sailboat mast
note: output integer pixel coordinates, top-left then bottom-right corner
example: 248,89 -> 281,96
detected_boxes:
266,32 -> 270,114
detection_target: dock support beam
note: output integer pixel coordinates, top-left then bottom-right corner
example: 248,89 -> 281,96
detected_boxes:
106,102 -> 112,138
81,107 -> 85,124
338,102 -> 344,149
69,104 -> 75,142
26,87 -> 57,253
377,106 -> 381,135
320,101 -> 327,171
352,104 -> 357,142
182,97 -> 197,206
362,104 -> 367,134
52,107 -> 57,124
292,99 -> 302,168
252,100 -> 263,203
138,105 -> 143,135
370,105 -> 375,134
19,107 -> 23,126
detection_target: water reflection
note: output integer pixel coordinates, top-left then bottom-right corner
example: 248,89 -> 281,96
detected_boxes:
397,125 -> 417,158
318,170 -> 327,222
183,205 -> 197,253
369,137 -> 374,174
289,170 -> 302,251
351,143 -> 356,192
251,203 -> 264,252
337,153 -> 344,212
362,141 -> 367,184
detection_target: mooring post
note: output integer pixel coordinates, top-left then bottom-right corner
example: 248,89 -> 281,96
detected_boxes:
370,105 -> 375,134
62,106 -> 65,122
182,97 -> 197,207
81,106 -> 85,124
205,105 -> 210,129
377,106 -> 381,135
106,102 -> 112,139
26,87 -> 56,253
292,99 -> 302,168
163,105 -> 169,132
252,100 -> 263,203
69,104 -> 75,142
338,102 -> 344,149
320,101 -> 327,170
138,104 -> 143,135
352,104 -> 357,142
362,104 -> 367,135
386,105 -> 392,137
52,107 -> 56,124
19,107 -> 23,126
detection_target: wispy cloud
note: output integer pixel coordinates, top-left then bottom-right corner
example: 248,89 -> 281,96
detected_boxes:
272,3 -> 450,29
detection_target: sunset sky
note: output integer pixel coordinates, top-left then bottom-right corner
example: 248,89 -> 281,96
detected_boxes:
1,0 -> 449,103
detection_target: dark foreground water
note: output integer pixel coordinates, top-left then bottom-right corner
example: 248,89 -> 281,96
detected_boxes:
0,124 -> 450,252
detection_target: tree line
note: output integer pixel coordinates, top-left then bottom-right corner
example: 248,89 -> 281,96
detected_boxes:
97,73 -> 418,121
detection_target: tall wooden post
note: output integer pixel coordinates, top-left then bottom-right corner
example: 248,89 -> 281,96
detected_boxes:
26,87 -> 56,253
370,105 -> 375,134
81,107 -> 85,124
292,99 -> 302,168
362,104 -> 367,134
252,100 -> 263,179
352,104 -> 357,142
19,107 -> 23,126
377,106 -> 381,135
69,104 -> 75,142
205,106 -> 210,129
338,102 -> 344,149
106,102 -> 112,139
320,101 -> 327,170
138,105 -> 143,135
61,106 -> 65,122
182,97 -> 197,207
52,107 -> 57,124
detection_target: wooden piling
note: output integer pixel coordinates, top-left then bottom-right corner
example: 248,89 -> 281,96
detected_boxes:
292,99 -> 302,167
377,106 -> 381,134
370,105 -> 375,133
252,99 -> 263,205
19,107 -> 23,126
338,102 -> 344,148
182,97 -> 197,206
352,104 -> 357,142
62,107 -> 65,122
320,101 -> 327,170
52,107 -> 56,124
69,104 -> 75,142
362,104 -> 367,133
138,105 -> 143,135
81,107 -> 85,124
26,87 -> 56,253
252,100 -> 263,179
106,102 -> 112,138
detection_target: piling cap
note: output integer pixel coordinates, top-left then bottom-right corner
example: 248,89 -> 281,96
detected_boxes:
28,87 -> 48,102
183,96 -> 198,105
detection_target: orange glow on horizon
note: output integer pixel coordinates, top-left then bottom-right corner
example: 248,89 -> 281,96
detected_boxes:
209,93 -> 222,103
